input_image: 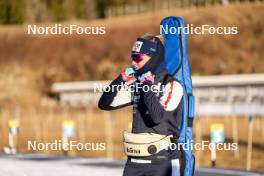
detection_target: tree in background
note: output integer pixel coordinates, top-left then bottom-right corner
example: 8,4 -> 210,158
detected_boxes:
0,0 -> 96,23
94,0 -> 112,18
63,0 -> 96,20
25,0 -> 49,23
0,0 -> 238,24
44,0 -> 66,21
0,0 -> 25,24
73,0 -> 86,19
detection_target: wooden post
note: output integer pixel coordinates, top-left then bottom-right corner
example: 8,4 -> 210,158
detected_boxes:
31,107 -> 41,143
7,108 -> 20,154
211,143 -> 216,167
44,109 -> 53,154
232,116 -> 239,159
62,135 -> 69,156
246,116 -> 254,171
86,107 -> 93,140
195,117 -> 202,167
8,132 -> 14,153
104,112 -> 114,159
78,113 -> 85,143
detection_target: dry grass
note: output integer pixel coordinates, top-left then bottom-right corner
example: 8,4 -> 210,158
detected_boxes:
0,2 -> 263,95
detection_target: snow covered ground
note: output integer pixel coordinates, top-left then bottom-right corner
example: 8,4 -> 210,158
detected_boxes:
0,153 -> 262,176
0,154 -> 124,176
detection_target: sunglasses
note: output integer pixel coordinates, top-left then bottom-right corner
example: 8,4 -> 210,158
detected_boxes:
131,53 -> 149,63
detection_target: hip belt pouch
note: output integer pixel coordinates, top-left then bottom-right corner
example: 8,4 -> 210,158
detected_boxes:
123,131 -> 173,157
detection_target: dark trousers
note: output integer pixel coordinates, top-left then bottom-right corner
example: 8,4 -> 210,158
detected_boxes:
123,158 -> 183,176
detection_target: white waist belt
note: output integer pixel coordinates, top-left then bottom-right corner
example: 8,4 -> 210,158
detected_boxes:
123,131 -> 173,157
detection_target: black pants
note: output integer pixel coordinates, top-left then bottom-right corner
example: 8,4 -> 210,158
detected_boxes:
123,158 -> 183,176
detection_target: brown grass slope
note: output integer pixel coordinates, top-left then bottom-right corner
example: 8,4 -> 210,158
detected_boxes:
0,2 -> 263,95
